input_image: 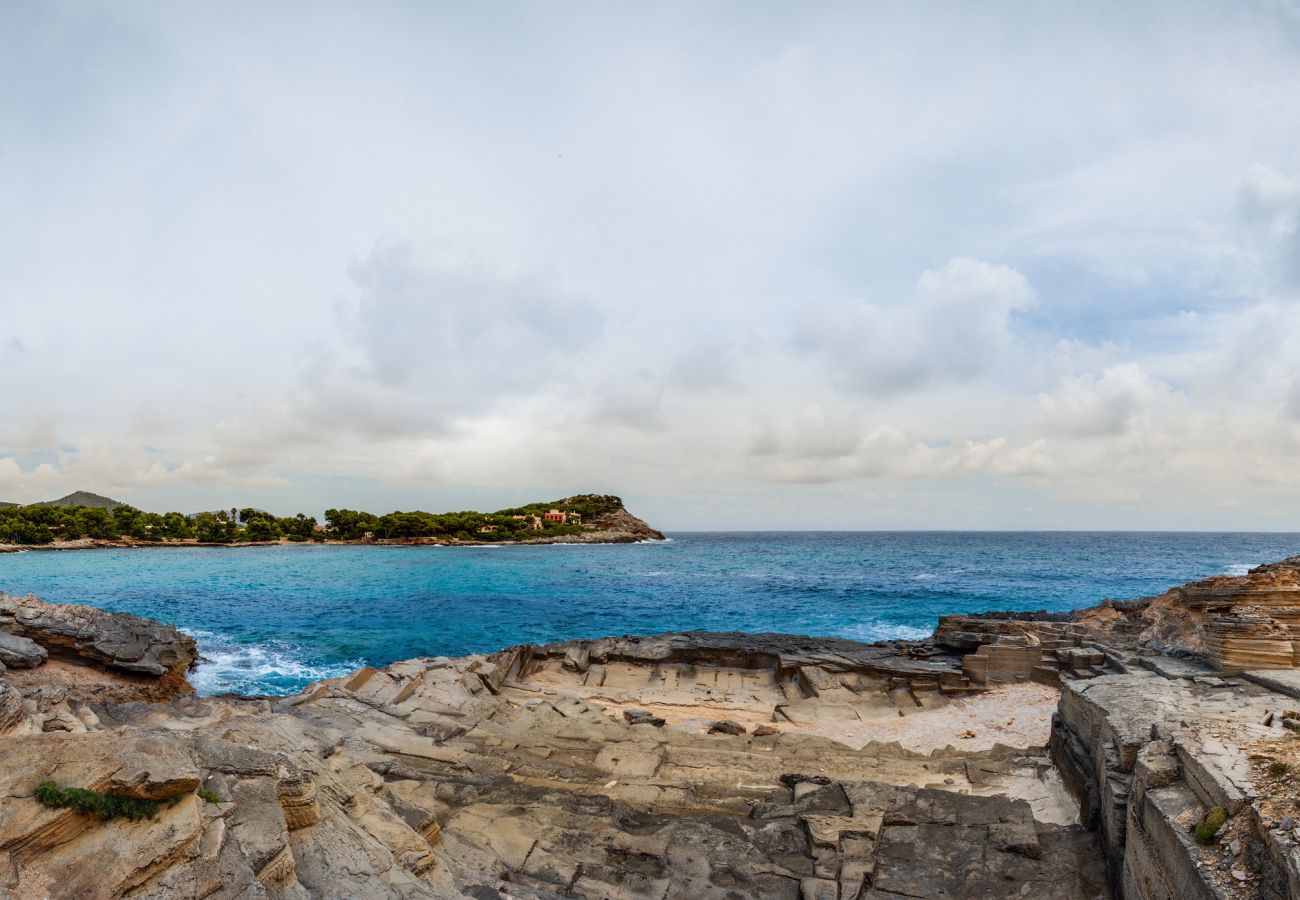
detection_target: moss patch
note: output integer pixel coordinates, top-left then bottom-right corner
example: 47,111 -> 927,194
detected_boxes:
1193,806 -> 1227,845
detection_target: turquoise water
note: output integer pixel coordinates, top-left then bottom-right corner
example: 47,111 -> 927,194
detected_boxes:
1,532 -> 1296,695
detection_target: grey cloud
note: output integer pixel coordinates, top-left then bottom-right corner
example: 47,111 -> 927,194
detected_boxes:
280,241 -> 607,444
793,259 -> 1035,396
665,343 -> 739,393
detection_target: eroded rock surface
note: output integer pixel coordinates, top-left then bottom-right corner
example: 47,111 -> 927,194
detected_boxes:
5,556 -> 1300,898
1,623 -> 1101,898
0,593 -> 197,677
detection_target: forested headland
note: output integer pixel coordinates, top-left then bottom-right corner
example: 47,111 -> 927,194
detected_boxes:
0,494 -> 628,546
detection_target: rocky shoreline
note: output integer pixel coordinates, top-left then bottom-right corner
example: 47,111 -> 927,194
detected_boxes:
2,559 -> 1300,898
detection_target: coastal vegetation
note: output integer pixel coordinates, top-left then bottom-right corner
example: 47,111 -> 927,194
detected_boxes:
0,493 -> 626,546
34,780 -> 183,821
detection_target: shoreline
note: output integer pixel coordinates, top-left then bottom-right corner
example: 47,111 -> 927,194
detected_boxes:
0,533 -> 669,553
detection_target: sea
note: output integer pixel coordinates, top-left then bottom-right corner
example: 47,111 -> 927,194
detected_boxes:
1,531 -> 1296,696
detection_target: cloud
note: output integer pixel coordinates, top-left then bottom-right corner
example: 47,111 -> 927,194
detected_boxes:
745,408 -> 1047,484
4,4 -> 1300,526
1239,164 -> 1300,287
1038,364 -> 1179,437
793,258 -> 1035,395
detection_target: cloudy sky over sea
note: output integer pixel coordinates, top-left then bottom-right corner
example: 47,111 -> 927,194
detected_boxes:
3,2 -> 1300,529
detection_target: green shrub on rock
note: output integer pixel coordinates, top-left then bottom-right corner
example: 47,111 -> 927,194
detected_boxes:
1193,806 -> 1228,845
34,780 -> 167,821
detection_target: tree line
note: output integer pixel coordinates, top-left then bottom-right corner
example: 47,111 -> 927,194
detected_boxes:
0,494 -> 624,546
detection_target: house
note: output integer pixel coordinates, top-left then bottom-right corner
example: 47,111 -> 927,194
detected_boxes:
512,514 -> 544,530
543,509 -> 567,524
478,525 -> 498,534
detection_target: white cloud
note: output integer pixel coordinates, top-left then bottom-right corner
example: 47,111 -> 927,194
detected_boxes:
1038,364 -> 1179,437
793,258 -> 1034,395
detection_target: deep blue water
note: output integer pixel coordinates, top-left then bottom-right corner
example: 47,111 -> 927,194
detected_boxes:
1,532 -> 1296,695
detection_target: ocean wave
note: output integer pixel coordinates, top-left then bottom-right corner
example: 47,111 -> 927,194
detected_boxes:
837,621 -> 933,643
1224,563 -> 1255,576
184,629 -> 363,697
911,573 -> 937,581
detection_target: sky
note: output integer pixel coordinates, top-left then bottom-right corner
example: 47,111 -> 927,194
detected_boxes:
3,1 -> 1300,530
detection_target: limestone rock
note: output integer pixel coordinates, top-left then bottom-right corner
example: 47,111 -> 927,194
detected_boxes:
0,593 -> 197,677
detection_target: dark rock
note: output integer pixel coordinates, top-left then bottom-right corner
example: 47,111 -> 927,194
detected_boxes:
707,720 -> 745,735
0,632 -> 47,668
623,709 -> 666,727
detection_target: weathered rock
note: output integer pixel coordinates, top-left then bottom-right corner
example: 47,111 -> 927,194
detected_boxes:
0,593 -> 197,677
9,552 -> 1300,899
0,678 -> 26,733
623,708 -> 666,727
0,632 -> 47,669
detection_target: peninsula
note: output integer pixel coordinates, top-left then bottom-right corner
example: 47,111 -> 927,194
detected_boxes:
2,558 -> 1300,897
0,493 -> 665,551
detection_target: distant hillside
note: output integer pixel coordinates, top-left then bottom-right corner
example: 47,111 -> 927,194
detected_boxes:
0,501 -> 17,509
30,491 -> 125,511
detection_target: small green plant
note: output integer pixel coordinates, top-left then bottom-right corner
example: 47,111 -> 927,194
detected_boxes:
1193,806 -> 1228,845
1267,761 -> 1290,778
197,789 -> 223,804
34,780 -> 173,821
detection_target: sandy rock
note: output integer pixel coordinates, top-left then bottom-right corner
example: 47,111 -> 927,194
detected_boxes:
0,678 -> 26,733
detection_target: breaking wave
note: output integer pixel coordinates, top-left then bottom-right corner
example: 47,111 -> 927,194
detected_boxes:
837,621 -> 933,643
185,629 -> 363,697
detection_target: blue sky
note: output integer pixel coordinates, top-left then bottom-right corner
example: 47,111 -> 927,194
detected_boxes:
3,1 -> 1300,529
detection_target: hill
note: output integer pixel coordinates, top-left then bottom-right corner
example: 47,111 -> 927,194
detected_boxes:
29,491 -> 125,511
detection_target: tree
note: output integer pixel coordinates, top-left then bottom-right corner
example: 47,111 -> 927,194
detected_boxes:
244,516 -> 279,542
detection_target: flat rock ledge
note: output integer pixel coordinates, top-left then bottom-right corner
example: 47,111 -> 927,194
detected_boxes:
3,557 -> 1300,898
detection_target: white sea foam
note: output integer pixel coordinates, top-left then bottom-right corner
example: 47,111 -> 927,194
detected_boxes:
1224,563 -> 1255,576
185,629 -> 363,697
838,621 -> 933,643
911,573 -> 937,581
